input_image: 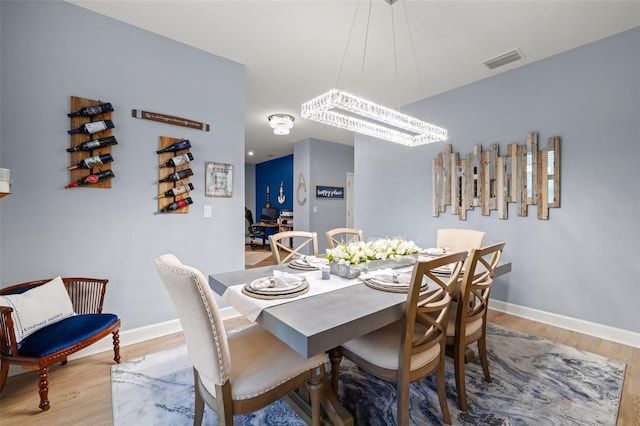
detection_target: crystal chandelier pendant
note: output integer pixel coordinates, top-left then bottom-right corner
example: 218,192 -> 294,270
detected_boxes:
301,0 -> 447,146
302,89 -> 447,146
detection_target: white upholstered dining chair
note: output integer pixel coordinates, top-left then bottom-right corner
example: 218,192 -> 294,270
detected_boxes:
446,242 -> 505,411
330,251 -> 468,426
154,254 -> 327,426
269,230 -> 319,264
436,228 -> 486,254
325,227 -> 364,249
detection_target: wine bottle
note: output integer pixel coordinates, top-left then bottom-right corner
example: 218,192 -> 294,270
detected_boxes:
158,197 -> 193,213
157,183 -> 194,199
66,136 -> 118,152
68,120 -> 115,135
159,153 -> 194,168
64,170 -> 115,189
67,102 -> 114,118
68,153 -> 113,171
158,168 -> 193,183
156,139 -> 191,154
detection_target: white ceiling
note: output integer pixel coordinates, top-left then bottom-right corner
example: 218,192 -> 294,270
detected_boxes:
70,1 -> 639,164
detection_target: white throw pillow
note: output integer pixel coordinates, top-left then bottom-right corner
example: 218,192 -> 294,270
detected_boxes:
0,276 -> 75,342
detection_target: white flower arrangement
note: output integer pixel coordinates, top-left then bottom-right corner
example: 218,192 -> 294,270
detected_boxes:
325,238 -> 421,266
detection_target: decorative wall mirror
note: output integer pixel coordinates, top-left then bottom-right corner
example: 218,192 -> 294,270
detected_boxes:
433,132 -> 560,220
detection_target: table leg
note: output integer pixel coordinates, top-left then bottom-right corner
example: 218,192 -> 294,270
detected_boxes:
329,349 -> 342,395
446,345 -> 476,363
283,367 -> 353,426
320,383 -> 354,426
464,347 -> 476,363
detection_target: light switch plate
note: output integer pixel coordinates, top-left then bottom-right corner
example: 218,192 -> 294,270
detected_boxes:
204,205 -> 212,217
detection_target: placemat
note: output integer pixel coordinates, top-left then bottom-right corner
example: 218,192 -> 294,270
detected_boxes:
242,279 -> 310,299
363,278 -> 428,293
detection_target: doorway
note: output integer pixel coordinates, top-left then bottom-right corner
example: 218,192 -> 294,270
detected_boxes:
346,172 -> 354,228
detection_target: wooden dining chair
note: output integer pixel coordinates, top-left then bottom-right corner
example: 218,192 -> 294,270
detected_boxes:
325,227 -> 364,249
331,251 -> 468,426
154,254 -> 327,426
436,228 -> 486,253
269,230 -> 319,264
445,242 -> 505,411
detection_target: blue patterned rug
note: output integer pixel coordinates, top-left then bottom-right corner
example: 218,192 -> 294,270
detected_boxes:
111,324 -> 625,425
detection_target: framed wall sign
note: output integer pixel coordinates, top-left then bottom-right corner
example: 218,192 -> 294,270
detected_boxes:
205,162 -> 233,197
316,185 -> 344,199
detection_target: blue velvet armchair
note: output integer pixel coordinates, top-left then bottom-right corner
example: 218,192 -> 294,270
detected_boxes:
0,277 -> 120,410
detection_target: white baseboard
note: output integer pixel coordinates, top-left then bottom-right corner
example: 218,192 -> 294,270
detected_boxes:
7,307 -> 241,377
9,304 -> 637,378
489,299 -> 640,349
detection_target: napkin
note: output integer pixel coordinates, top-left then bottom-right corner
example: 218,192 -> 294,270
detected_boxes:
293,255 -> 329,266
250,270 -> 305,292
360,268 -> 411,284
432,262 -> 464,275
425,247 -> 448,256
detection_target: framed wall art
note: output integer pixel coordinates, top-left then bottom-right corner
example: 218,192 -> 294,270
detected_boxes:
205,162 -> 233,197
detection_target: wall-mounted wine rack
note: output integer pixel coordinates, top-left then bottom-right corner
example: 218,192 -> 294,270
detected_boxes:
67,96 -> 115,189
157,136 -> 193,214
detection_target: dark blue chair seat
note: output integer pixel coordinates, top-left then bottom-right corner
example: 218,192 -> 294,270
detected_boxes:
18,314 -> 118,358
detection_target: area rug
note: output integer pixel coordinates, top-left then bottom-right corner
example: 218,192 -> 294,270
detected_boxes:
245,250 -> 272,265
111,324 -> 625,425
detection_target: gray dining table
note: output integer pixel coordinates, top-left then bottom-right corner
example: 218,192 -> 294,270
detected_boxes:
208,260 -> 511,358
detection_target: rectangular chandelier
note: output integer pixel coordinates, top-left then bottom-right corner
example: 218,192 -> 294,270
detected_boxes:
301,89 -> 447,146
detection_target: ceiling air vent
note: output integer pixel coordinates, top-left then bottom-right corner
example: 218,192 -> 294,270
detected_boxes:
484,49 -> 524,70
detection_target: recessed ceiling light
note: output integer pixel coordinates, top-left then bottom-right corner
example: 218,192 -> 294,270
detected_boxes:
248,151 -> 254,156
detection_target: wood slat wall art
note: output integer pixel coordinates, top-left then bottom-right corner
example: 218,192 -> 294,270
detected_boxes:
68,96 -> 114,189
432,132 -> 561,220
157,136 -> 192,214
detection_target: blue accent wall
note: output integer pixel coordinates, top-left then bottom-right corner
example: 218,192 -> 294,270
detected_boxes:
255,154 -> 293,219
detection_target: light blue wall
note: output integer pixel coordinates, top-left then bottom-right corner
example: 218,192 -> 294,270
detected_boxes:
308,140 -> 355,253
294,139 -> 354,253
355,28 -> 640,333
293,140 -> 312,234
0,1 -> 245,327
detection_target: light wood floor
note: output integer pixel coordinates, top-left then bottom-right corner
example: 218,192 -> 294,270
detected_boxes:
1,250 -> 637,425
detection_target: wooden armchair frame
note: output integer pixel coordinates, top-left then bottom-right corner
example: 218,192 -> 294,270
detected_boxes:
331,252 -> 468,425
269,230 -> 319,264
446,242 -> 505,411
0,277 -> 120,410
325,228 -> 364,249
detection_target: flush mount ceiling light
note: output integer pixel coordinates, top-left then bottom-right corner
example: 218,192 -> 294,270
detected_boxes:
301,0 -> 447,147
268,114 -> 295,135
